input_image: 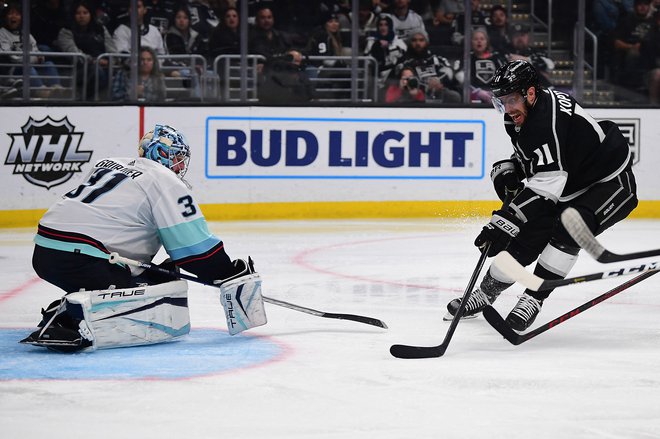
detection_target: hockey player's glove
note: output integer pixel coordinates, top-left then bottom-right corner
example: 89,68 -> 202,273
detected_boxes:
214,257 -> 267,335
474,209 -> 522,257
490,159 -> 524,202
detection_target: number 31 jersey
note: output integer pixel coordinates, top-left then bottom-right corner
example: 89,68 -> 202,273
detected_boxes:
36,157 -> 221,272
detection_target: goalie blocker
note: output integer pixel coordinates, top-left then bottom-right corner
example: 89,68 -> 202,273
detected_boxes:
214,257 -> 267,335
21,280 -> 191,352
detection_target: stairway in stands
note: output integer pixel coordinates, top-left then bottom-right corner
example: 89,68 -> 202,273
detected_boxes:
481,0 -> 617,105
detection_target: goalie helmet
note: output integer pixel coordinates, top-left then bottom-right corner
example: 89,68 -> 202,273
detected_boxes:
139,124 -> 191,178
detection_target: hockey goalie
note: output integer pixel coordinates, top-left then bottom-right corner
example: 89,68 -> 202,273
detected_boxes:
22,124 -> 267,352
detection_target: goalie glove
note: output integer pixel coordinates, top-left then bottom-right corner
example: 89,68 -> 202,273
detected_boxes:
490,158 -> 525,202
214,257 -> 267,335
475,209 -> 523,257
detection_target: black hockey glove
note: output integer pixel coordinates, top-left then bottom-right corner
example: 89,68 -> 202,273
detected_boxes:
490,159 -> 524,202
474,209 -> 523,257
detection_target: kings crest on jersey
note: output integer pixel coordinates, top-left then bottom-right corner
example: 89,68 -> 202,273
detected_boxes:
503,88 -> 631,203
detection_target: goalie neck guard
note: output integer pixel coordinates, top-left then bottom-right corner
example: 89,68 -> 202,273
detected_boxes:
139,124 -> 191,179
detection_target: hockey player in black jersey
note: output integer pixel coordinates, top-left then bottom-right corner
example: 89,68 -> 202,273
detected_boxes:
447,60 -> 638,331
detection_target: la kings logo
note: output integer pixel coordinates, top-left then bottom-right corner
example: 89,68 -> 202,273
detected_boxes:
598,118 -> 640,165
5,116 -> 92,189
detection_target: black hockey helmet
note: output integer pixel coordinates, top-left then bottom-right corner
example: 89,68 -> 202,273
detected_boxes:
490,60 -> 540,98
490,60 -> 540,113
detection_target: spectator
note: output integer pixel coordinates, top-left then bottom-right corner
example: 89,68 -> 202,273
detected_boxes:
364,14 -> 407,88
385,66 -> 425,102
455,26 -> 506,103
165,5 -> 202,57
258,49 -> 314,104
208,6 -> 240,58
451,0 -> 488,46
384,0 -> 427,42
612,0 -> 654,88
164,5 -> 203,99
507,23 -> 554,87
112,46 -> 166,101
433,0 -> 464,26
487,5 -> 512,54
113,0 -> 165,56
395,31 -> 461,103
187,0 -> 220,55
0,1 -> 62,97
248,6 -> 291,60
306,12 -> 346,61
592,0 -> 633,38
144,0 -> 178,36
305,11 -> 350,99
57,0 -> 117,100
30,0 -> 67,52
591,0 -> 634,79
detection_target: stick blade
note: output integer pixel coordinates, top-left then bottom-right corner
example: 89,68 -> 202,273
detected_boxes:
561,207 -> 606,260
492,251 -> 543,291
390,344 -> 445,359
482,306 -> 523,345
323,313 -> 388,329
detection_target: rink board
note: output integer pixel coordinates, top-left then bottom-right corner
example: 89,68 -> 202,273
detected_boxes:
1,106 -> 658,226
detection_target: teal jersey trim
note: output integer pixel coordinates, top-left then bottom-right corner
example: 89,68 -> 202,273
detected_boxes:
34,234 -> 109,260
158,218 -> 221,261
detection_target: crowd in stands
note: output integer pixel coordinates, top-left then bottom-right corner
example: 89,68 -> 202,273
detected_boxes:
0,0 -> 658,105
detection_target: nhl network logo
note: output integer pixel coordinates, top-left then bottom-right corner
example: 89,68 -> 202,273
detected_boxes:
5,116 -> 92,189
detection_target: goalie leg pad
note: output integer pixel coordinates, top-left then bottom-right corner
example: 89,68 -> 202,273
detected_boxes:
66,280 -> 191,350
215,271 -> 267,335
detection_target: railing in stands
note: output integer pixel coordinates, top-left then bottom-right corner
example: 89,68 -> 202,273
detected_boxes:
0,51 -> 87,101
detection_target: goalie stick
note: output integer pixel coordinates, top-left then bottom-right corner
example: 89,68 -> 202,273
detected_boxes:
482,269 -> 658,345
492,251 -> 659,291
108,253 -> 387,329
561,207 -> 660,262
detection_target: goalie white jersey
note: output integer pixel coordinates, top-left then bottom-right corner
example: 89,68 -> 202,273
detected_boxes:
35,157 -> 221,274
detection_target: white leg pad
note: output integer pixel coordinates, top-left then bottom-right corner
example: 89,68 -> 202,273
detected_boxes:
66,280 -> 190,350
216,273 -> 267,335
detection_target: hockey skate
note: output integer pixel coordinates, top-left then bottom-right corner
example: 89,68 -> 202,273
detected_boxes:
446,288 -> 498,319
445,270 -> 512,320
505,294 -> 543,331
20,299 -> 93,353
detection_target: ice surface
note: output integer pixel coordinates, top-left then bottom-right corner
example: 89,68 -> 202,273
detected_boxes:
1,218 -> 659,438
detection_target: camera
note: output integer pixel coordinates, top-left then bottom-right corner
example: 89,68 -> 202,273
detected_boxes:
406,77 -> 419,89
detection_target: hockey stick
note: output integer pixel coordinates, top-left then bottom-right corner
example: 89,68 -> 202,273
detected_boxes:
492,250 -> 659,291
482,269 -> 658,345
108,253 -> 388,329
561,207 -> 660,262
389,245 -> 490,359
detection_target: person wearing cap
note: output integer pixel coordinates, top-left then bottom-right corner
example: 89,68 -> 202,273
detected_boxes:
364,14 -> 408,89
507,23 -> 555,87
445,59 -> 638,331
306,11 -> 345,61
394,30 -> 461,103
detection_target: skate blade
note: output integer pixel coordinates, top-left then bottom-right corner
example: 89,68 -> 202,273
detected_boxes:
443,312 -> 478,321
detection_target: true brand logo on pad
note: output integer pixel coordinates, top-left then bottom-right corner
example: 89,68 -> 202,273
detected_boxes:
205,116 -> 485,179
